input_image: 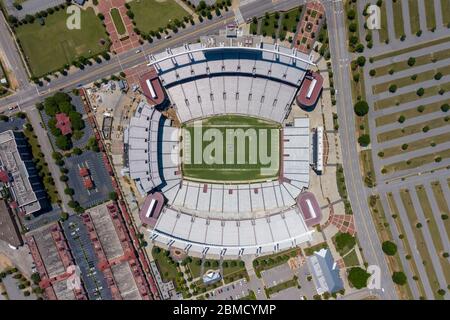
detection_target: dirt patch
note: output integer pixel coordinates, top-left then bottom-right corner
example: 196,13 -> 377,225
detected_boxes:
0,254 -> 13,270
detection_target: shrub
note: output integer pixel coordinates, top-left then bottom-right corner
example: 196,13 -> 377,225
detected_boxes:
382,241 -> 397,256
392,272 -> 407,285
347,267 -> 370,289
354,100 -> 369,116
358,134 -> 371,146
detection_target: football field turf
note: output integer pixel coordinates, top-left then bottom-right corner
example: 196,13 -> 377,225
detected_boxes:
182,115 -> 281,183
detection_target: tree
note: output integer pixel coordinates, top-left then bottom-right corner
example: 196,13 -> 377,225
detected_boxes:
55,135 -> 71,150
354,100 -> 369,116
407,57 -> 416,66
347,267 -> 370,289
382,241 -> 397,256
392,271 -> 407,285
44,98 -> 59,116
389,84 -> 397,93
358,134 -> 371,146
31,272 -> 41,285
335,232 -> 355,252
109,192 -> 118,201
72,147 -> 82,155
356,56 -> 366,67
60,212 -> 69,221
64,188 -> 74,195
69,111 -> 85,131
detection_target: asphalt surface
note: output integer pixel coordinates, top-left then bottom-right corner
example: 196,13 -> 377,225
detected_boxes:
0,0 -> 301,112
0,0 -> 400,300
322,0 -> 397,300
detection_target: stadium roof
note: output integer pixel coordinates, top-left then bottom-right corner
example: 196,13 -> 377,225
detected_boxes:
296,71 -> 324,109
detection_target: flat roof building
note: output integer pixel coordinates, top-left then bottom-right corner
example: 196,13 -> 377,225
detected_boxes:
0,130 -> 48,215
0,199 -> 23,249
307,248 -> 344,295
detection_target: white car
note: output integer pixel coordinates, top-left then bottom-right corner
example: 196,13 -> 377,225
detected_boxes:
135,49 -> 141,54
165,35 -> 172,39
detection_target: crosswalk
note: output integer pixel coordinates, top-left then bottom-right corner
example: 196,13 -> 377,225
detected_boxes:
234,7 -> 245,25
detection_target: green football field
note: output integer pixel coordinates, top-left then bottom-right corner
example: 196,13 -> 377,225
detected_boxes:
182,115 -> 281,183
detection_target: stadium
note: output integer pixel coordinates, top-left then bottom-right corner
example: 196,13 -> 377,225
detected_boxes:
124,29 -> 324,258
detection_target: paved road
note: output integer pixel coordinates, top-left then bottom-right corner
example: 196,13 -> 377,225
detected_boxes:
322,0 -> 397,300
0,0 -> 301,113
0,12 -> 30,90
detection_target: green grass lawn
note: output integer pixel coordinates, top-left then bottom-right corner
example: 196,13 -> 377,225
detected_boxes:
336,164 -> 353,214
23,126 -> 59,204
374,82 -> 450,111
367,195 -> 413,299
379,1 -> 389,43
129,0 -> 188,33
399,190 -> 443,299
383,148 -> 450,174
371,36 -> 450,62
424,0 -> 437,30
110,8 -> 126,35
430,181 -> 450,242
373,65 -> 450,94
182,115 -> 280,183
386,193 -> 426,298
372,48 -> 450,78
392,0 -> 405,38
360,150 -> 376,188
408,0 -> 420,35
342,249 -> 360,267
375,98 -> 449,127
152,250 -> 179,283
380,132 -> 450,158
187,258 -> 202,278
442,0 -> 450,25
279,7 -> 302,39
260,13 -> 278,37
377,117 -> 450,143
250,21 -> 258,35
15,7 -> 108,77
265,277 -> 298,298
415,185 -> 450,283
253,248 -> 299,277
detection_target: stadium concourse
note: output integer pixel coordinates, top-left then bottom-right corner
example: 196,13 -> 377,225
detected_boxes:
124,30 -> 325,258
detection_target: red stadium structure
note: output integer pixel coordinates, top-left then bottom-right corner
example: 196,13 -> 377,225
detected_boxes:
297,192 -> 323,227
139,68 -> 165,106
139,192 -> 165,228
296,71 -> 324,110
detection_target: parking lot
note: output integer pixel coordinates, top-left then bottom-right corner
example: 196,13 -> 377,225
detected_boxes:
0,117 -> 25,133
209,279 -> 251,300
65,150 -> 113,209
261,263 -> 295,288
62,215 -> 112,300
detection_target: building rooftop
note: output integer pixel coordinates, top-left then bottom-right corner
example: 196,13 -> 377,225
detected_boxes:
55,113 -> 72,136
0,130 -> 43,215
0,199 -> 23,248
307,248 -> 344,294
